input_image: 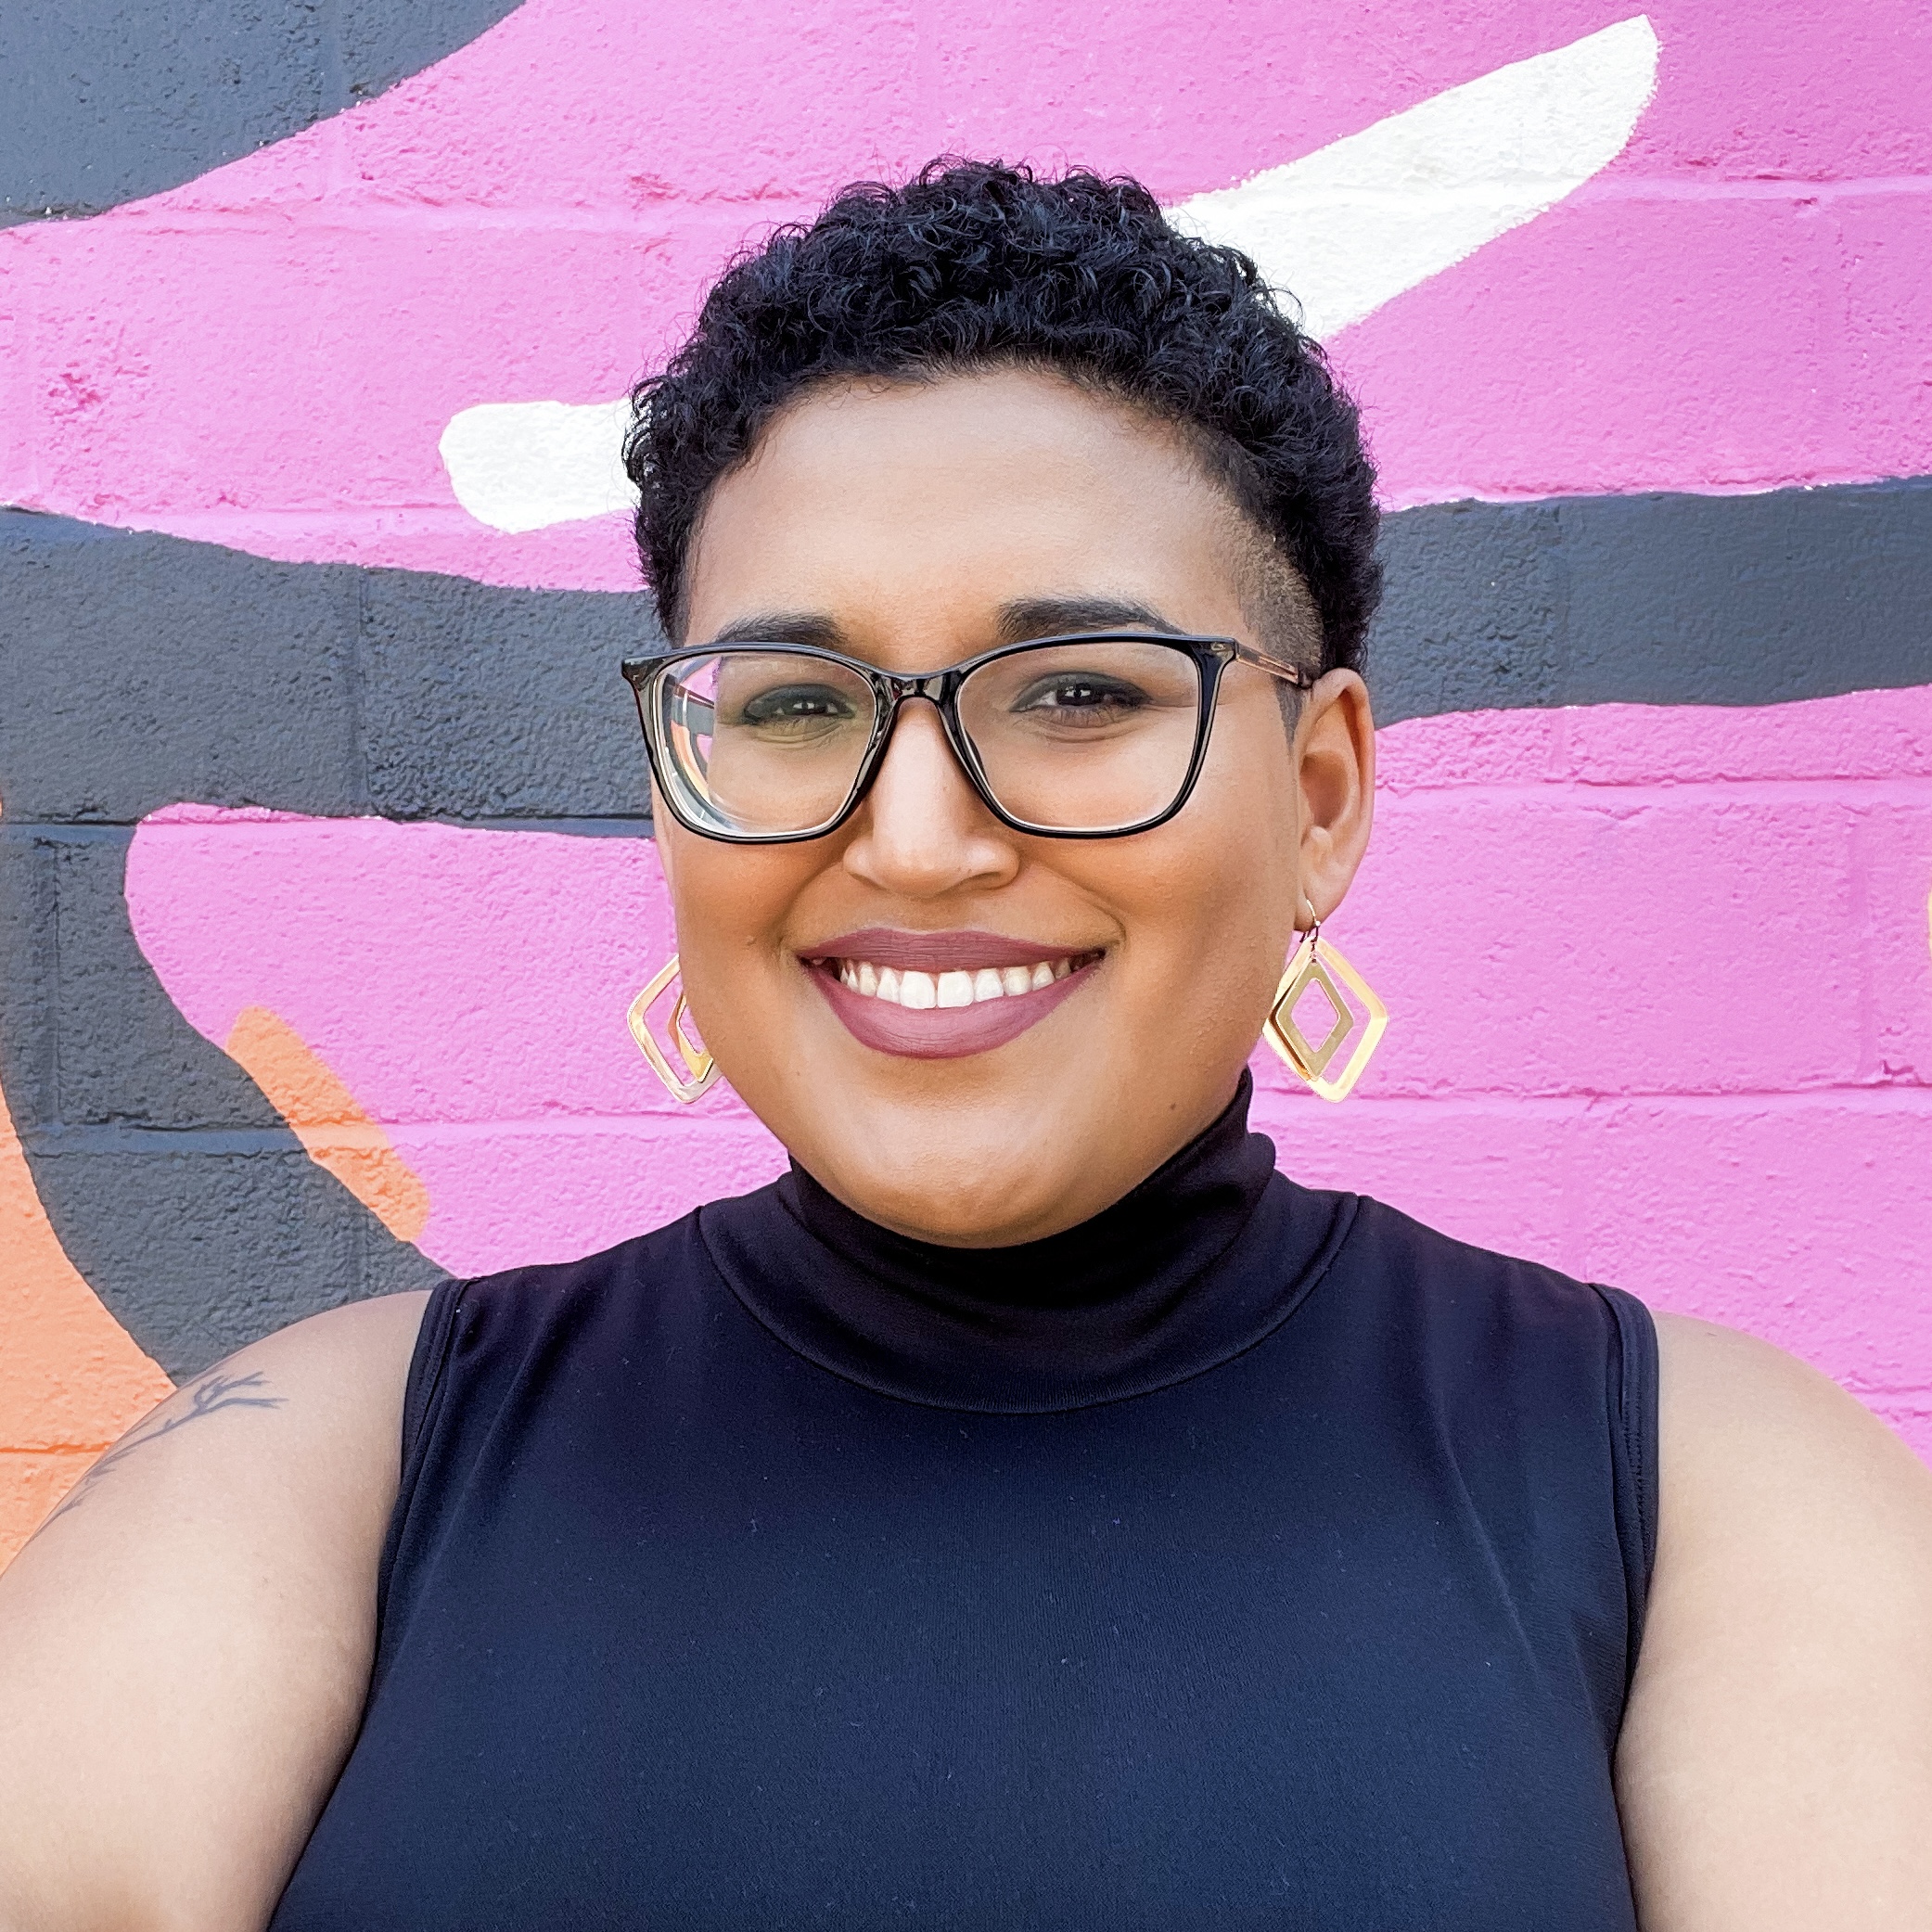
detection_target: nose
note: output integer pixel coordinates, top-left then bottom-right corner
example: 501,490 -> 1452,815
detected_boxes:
839,699 -> 1020,898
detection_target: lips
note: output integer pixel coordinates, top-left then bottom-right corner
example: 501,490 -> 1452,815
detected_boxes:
802,928 -> 1103,1059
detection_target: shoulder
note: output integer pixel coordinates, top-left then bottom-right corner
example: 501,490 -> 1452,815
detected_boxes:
20,1286 -> 433,1562
1642,1310 -> 1932,1706
1336,1193 -> 1638,1366
1650,1310 -> 1932,1542
0,1289 -> 433,1932
1618,1313 -> 1932,1927
1311,1200 -> 1657,1550
1644,1309 -> 1932,1679
418,1218 -> 714,1371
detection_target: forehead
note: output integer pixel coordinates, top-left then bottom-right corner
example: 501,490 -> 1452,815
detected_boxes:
682,367 -> 1255,649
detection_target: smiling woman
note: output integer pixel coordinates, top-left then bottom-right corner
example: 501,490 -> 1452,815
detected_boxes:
641,364 -> 1351,1246
3,160 -> 1931,1932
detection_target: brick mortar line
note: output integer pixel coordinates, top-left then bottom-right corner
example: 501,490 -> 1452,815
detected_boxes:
21,479 -> 1928,531
13,175 -> 1932,239
1376,774 -> 1932,803
9,775 -> 1932,836
0,817 -> 651,837
1254,1087 -> 1932,1112
21,1087 -> 1932,1151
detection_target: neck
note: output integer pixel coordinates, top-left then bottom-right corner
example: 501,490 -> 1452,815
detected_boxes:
697,1070 -> 1359,1414
801,1074 -> 1251,1252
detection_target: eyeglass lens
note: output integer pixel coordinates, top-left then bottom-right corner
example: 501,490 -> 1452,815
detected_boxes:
646,640 -> 1207,838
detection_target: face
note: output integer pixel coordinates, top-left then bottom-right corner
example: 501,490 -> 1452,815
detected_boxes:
660,367 -> 1375,1246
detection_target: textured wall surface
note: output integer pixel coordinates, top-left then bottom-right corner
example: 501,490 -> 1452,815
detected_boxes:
2,0 -> 1929,1560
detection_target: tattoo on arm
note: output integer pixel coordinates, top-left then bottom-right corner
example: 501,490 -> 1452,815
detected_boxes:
42,1371 -> 287,1529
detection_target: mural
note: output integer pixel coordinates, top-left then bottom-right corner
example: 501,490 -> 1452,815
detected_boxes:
2,0 -> 1929,1558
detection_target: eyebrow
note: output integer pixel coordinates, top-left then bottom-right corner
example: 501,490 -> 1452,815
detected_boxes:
697,595 -> 1186,656
705,611 -> 851,649
995,595 -> 1185,644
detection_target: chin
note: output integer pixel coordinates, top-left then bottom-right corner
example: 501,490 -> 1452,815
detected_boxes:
822,1137 -> 1069,1249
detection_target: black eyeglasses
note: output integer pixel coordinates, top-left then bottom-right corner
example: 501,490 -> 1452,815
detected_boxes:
620,630 -> 1313,844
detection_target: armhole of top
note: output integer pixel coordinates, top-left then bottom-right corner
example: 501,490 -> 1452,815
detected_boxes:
1591,1283 -> 1661,1599
374,1276 -> 468,1626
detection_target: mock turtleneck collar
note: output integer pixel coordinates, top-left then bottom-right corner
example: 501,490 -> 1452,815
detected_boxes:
697,1071 -> 1356,1414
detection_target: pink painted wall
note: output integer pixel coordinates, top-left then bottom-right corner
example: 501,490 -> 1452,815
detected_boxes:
4,0 -> 1931,586
3,0 -> 1930,1553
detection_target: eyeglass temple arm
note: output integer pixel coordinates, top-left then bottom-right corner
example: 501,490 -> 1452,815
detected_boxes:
1228,640 -> 1318,690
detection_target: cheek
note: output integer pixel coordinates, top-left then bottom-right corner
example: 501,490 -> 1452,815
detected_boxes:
1124,840 -> 1290,970
663,837 -> 810,999
1146,722 -> 1300,939
1085,781 -> 1299,1017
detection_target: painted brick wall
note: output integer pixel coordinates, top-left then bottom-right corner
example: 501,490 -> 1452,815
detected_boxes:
3,0 -> 1929,1562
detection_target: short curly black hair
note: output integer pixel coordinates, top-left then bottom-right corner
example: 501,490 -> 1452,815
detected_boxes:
625,160 -> 1380,673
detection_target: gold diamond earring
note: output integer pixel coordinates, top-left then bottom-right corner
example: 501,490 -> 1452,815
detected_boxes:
1261,904 -> 1388,1103
626,955 -> 720,1104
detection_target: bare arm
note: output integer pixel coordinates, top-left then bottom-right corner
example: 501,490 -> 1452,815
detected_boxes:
1618,1314 -> 1932,1930
0,1290 -> 429,1932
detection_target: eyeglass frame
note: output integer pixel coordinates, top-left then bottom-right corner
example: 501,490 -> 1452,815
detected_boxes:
620,629 -> 1317,845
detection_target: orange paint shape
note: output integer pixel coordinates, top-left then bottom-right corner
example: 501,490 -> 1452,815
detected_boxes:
2,783 -> 174,1560
224,1006 -> 431,1243
1,1051 -> 174,1566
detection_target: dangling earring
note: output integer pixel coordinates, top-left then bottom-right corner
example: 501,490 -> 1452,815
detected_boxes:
1261,902 -> 1388,1103
627,955 -> 720,1104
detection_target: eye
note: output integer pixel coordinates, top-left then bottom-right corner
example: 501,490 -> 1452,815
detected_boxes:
734,684 -> 860,727
1011,673 -> 1149,717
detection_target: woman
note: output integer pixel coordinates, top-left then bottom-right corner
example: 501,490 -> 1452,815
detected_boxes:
2,162 -> 1929,1932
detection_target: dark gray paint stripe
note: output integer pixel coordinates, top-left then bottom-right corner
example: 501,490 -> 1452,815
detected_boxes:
0,509 -> 659,827
2,474 -> 1928,1374
4,476 -> 1929,831
1371,476 -> 1932,724
1,0 -> 529,227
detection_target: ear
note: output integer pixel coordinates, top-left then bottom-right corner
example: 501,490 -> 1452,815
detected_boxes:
1293,669 -> 1375,922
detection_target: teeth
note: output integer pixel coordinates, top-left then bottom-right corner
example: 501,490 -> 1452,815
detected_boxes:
828,953 -> 1091,1008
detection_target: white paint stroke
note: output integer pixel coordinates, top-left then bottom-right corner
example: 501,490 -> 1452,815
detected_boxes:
440,15 -> 1657,535
439,396 -> 635,536
1172,15 -> 1658,339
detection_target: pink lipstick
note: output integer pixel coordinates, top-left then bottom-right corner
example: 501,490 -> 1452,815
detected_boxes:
801,928 -> 1103,1060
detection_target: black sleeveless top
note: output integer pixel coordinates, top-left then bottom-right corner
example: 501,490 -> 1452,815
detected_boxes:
274,1075 -> 1657,1930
